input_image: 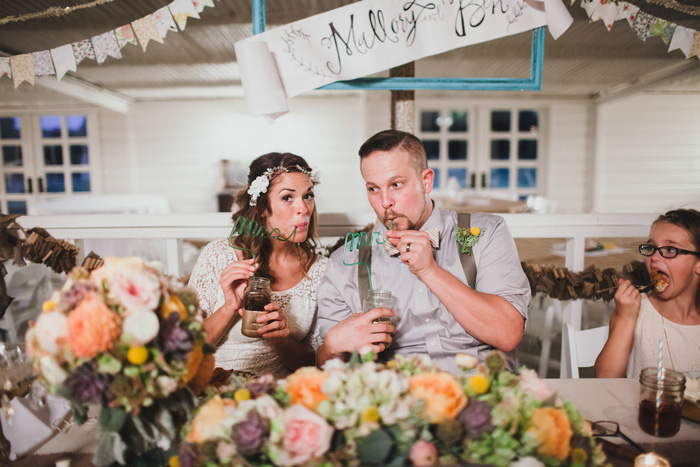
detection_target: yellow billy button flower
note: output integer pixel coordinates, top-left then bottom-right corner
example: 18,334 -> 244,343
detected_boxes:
570,447 -> 588,464
168,455 -> 181,467
362,406 -> 381,423
469,227 -> 481,236
42,300 -> 56,312
234,388 -> 251,402
468,374 -> 490,395
127,346 -> 149,365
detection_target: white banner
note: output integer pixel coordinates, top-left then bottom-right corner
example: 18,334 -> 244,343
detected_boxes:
235,0 -> 573,120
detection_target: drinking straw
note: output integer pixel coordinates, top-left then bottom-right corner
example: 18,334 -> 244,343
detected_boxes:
229,225 -> 256,261
656,337 -> 663,432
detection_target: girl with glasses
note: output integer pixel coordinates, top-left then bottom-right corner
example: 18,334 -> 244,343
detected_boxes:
596,208 -> 700,378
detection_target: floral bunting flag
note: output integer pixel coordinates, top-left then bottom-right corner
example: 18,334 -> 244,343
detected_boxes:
631,11 -> 654,41
72,39 -> 96,64
50,44 -> 77,80
689,31 -> 700,59
595,2 -> 618,31
193,0 -> 215,13
153,6 -> 178,39
580,0 -> 596,18
33,50 -> 55,76
91,31 -> 122,64
623,2 -> 640,26
114,24 -> 137,49
668,24 -> 694,57
168,0 -> 200,31
132,14 -> 164,52
0,57 -> 11,79
615,2 -> 631,21
649,18 -> 675,45
11,54 -> 35,88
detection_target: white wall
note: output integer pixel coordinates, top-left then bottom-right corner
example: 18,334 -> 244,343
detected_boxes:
594,93 -> 700,213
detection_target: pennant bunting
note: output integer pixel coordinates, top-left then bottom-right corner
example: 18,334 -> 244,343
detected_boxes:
33,50 -> 55,76
631,11 -> 654,41
689,31 -> 700,59
668,25 -> 695,57
153,6 -> 178,39
0,57 -> 11,79
624,3 -> 640,26
50,44 -> 77,80
11,54 -> 35,88
596,2 -> 618,31
72,39 -> 96,64
580,0 -> 596,19
615,2 -> 631,21
91,30 -> 122,64
114,24 -> 137,49
168,0 -> 200,31
193,0 -> 215,13
132,15 -> 163,52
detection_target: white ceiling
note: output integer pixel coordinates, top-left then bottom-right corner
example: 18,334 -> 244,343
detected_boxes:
1,0 -> 699,106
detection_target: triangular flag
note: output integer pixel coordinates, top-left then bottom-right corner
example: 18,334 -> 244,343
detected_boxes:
11,54 -> 35,88
624,3 -> 640,27
689,31 -> 700,59
51,44 -> 77,80
91,31 -> 122,64
115,24 -> 138,49
193,0 -> 215,13
669,25 -> 695,57
168,0 -> 200,31
72,39 -> 96,64
615,2 -> 631,21
631,11 -> 654,41
153,6 -> 178,39
132,15 -> 164,52
596,3 -> 618,31
33,50 -> 55,76
0,57 -> 11,79
580,0 -> 596,19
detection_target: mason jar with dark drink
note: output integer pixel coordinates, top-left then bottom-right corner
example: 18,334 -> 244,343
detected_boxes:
638,367 -> 685,437
241,276 -> 271,338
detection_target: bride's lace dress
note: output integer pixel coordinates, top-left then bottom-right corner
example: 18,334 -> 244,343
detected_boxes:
188,239 -> 328,378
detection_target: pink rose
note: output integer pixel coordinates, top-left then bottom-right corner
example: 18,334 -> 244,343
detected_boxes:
278,404 -> 333,466
109,271 -> 161,314
410,440 -> 438,466
519,369 -> 555,402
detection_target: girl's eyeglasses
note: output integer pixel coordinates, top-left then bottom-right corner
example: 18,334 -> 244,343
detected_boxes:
639,244 -> 700,259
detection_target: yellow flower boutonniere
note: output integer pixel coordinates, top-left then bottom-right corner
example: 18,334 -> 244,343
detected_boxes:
456,226 -> 483,255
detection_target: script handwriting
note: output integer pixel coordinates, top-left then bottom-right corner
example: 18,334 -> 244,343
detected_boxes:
454,0 -> 508,36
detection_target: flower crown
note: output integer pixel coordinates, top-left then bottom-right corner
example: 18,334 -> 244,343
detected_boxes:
247,165 -> 320,206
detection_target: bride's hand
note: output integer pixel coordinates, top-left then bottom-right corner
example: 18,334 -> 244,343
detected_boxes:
254,302 -> 290,339
219,258 -> 256,315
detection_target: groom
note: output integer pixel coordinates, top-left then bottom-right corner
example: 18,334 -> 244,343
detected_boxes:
315,130 -> 531,372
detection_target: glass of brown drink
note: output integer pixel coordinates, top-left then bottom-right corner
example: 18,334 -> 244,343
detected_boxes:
638,367 -> 686,437
241,277 -> 271,338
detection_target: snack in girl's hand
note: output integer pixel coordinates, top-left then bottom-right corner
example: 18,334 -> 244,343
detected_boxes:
649,269 -> 668,292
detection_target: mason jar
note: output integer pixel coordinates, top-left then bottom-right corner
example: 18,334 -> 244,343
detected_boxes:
638,367 -> 685,437
241,276 -> 271,338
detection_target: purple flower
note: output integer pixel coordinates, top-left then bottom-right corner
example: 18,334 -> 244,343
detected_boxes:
158,314 -> 192,360
248,374 -> 277,397
232,410 -> 269,457
178,445 -> 198,467
61,282 -> 93,309
64,362 -> 110,404
459,400 -> 495,438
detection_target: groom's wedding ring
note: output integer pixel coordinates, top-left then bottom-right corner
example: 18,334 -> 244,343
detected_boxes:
405,243 -> 411,253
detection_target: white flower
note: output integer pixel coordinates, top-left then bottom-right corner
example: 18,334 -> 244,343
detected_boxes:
122,310 -> 160,346
157,376 -> 178,395
510,457 -> 546,467
456,353 -> 479,370
35,311 -> 69,354
247,174 -> 270,206
39,356 -> 67,385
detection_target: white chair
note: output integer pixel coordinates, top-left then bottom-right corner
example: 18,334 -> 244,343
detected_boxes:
0,262 -> 53,343
561,322 -> 609,378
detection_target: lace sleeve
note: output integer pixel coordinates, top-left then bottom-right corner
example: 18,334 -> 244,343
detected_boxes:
187,239 -> 236,318
303,256 -> 328,350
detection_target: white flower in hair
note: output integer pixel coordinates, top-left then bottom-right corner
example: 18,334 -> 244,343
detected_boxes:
247,172 -> 272,206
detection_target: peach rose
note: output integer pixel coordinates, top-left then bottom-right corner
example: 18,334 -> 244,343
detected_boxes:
409,372 -> 467,423
527,407 -> 573,461
67,294 -> 121,359
278,404 -> 333,466
186,395 -> 228,443
285,367 -> 329,411
519,369 -> 555,402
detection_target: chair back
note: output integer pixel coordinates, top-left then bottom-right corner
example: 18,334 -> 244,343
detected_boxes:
562,323 -> 609,378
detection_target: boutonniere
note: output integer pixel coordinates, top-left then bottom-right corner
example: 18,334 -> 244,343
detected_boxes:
456,226 -> 483,255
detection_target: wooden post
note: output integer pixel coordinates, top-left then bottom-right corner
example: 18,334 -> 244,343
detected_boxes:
390,62 -> 415,132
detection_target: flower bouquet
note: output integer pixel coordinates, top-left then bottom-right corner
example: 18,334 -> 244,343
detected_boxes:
25,257 -> 213,466
176,352 -> 608,467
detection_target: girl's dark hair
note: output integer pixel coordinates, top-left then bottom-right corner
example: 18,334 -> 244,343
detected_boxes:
230,152 -> 318,283
653,208 -> 700,253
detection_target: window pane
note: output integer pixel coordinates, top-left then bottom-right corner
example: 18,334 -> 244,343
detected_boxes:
448,111 -> 467,132
490,140 -> 510,160
72,172 -> 91,192
46,173 -> 66,193
70,145 -> 89,165
420,111 -> 440,132
7,201 -> 27,215
0,117 -> 20,139
447,140 -> 467,160
67,115 -> 87,137
4,174 -> 25,193
41,116 -> 62,138
517,168 -> 537,188
519,110 -> 538,132
432,168 -> 440,189
491,111 -> 511,132
2,146 -> 23,167
447,168 -> 467,189
490,168 -> 509,188
423,140 -> 440,160
518,140 -> 538,160
44,145 -> 64,165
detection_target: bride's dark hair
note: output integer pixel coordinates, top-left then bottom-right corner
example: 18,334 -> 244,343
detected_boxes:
230,152 -> 318,283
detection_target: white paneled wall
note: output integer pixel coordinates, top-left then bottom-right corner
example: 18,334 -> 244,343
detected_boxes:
594,93 -> 700,213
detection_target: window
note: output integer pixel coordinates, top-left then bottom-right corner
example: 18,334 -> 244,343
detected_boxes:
417,104 -> 544,197
0,112 -> 100,214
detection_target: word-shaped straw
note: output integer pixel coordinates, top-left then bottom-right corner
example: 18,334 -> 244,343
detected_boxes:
228,215 -> 297,262
342,220 -> 393,310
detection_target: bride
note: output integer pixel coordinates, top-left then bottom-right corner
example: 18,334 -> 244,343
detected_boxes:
188,153 -> 327,378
